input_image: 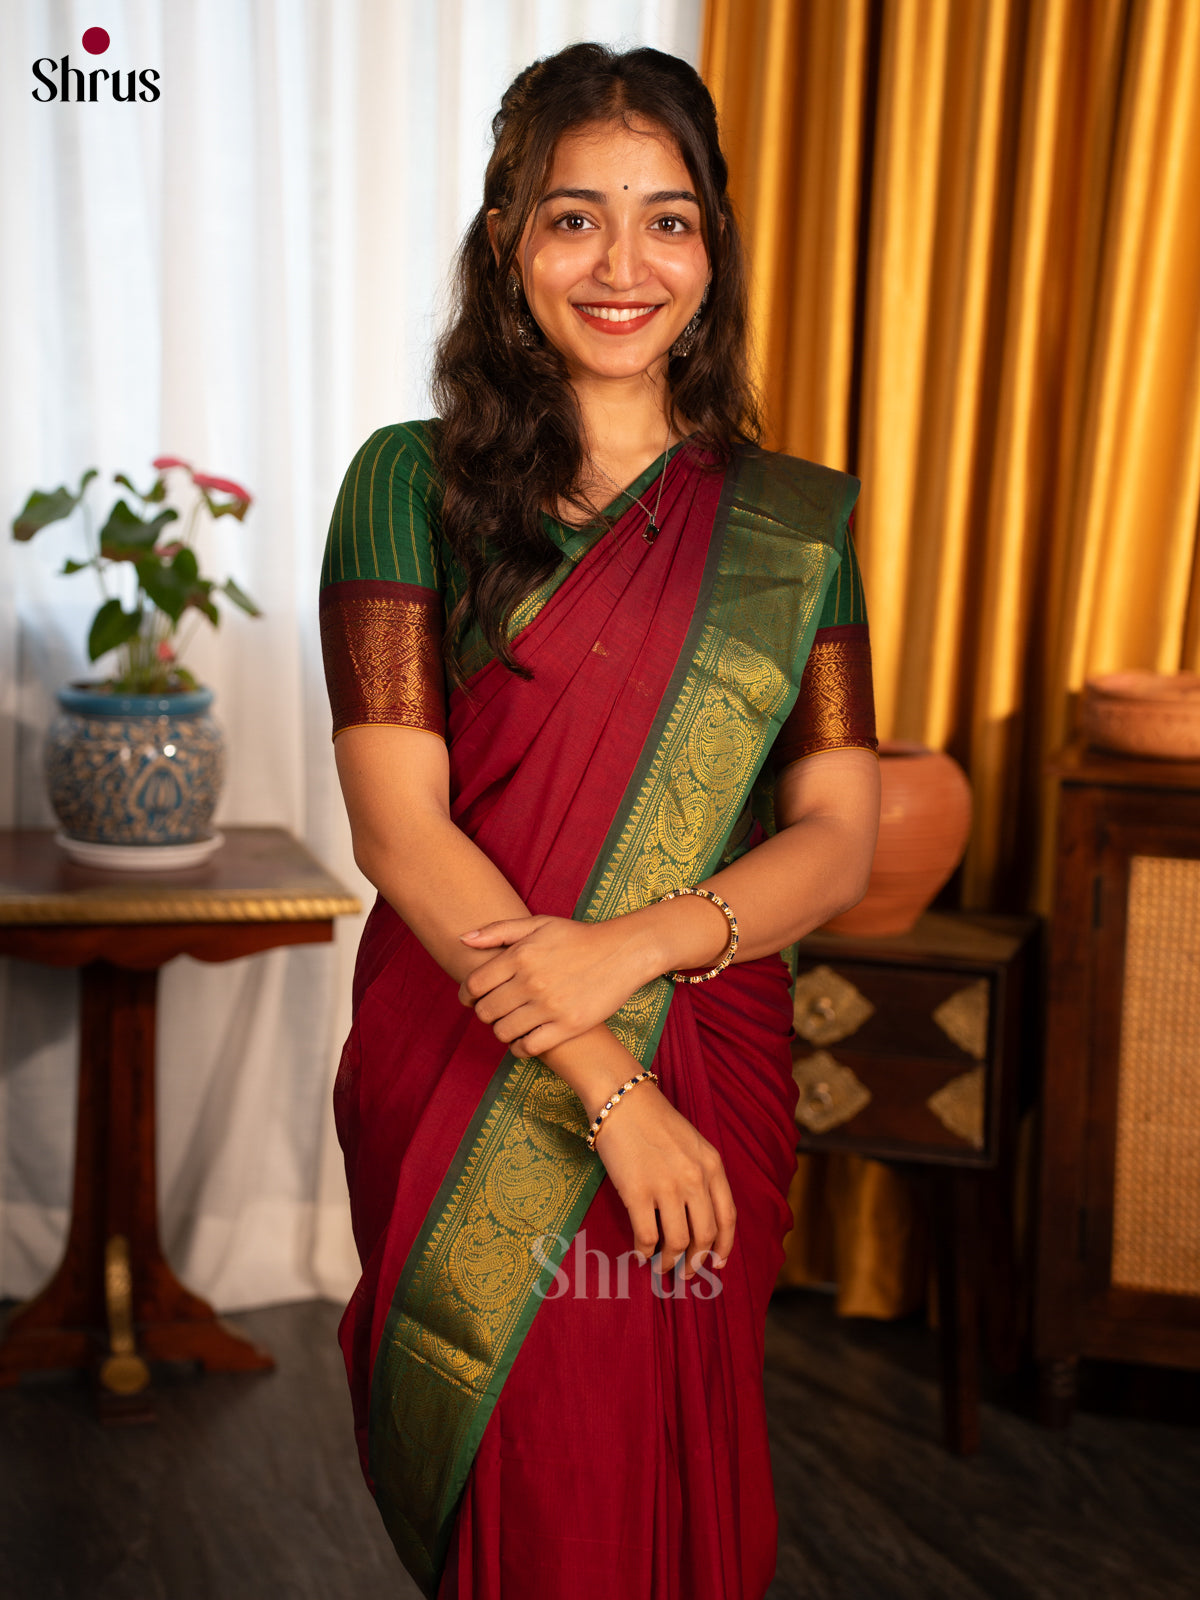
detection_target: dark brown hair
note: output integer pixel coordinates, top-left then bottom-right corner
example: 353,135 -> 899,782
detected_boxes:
432,42 -> 762,678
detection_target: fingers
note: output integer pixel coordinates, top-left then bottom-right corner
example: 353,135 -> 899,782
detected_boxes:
457,951 -> 516,1006
458,916 -> 545,948
626,1200 -> 660,1267
656,1199 -> 692,1278
681,1192 -> 718,1279
709,1162 -> 737,1267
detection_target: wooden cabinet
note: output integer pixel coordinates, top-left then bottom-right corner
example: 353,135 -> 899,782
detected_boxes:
1036,744 -> 1200,1422
792,910 -> 1040,1451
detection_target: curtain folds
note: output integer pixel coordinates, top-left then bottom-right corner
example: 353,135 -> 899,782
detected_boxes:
704,0 -> 1200,1315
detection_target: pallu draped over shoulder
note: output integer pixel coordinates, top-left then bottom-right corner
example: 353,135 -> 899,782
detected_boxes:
319,422 -> 877,1600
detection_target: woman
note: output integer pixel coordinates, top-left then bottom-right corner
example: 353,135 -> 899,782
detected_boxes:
320,42 -> 880,1600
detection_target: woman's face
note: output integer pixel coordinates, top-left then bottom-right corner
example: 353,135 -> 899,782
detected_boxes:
512,115 -> 711,390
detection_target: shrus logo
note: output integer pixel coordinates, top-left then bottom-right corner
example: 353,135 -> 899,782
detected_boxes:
32,26 -> 161,103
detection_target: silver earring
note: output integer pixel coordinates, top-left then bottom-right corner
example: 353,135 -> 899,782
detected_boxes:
507,272 -> 538,348
671,281 -> 710,359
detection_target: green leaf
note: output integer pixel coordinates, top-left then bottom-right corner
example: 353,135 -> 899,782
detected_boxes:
222,576 -> 262,616
195,595 -> 220,627
207,498 -> 251,522
173,545 -> 200,584
112,472 -> 167,504
99,501 -> 178,560
136,546 -> 196,623
114,472 -> 152,500
60,557 -> 92,575
88,598 -> 142,661
11,468 -> 99,540
14,487 -> 76,541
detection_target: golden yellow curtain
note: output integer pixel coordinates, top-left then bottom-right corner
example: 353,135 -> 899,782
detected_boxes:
703,0 -> 1200,1315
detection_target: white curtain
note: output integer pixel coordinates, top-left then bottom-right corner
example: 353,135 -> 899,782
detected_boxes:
0,0 -> 702,1310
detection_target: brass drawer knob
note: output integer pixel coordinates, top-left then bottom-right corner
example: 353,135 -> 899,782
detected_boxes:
794,966 -> 875,1044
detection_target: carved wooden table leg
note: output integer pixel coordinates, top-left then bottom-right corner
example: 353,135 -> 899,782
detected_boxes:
0,960 -> 274,1387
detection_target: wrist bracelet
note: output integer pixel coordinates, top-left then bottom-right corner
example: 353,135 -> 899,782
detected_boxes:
584,1069 -> 659,1153
657,885 -> 739,984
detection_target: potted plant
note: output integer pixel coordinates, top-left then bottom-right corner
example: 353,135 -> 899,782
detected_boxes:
11,456 -> 260,867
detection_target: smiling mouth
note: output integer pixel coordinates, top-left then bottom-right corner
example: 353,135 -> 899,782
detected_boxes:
573,303 -> 665,332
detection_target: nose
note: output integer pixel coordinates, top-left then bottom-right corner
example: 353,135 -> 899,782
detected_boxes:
596,225 -> 649,291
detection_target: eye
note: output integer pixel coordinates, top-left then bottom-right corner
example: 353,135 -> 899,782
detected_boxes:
651,214 -> 693,236
552,212 -> 595,232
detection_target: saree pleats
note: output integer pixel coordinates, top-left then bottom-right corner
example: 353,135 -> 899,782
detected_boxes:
438,955 -> 799,1600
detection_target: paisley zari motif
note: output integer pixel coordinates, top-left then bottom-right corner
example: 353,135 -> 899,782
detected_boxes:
366,447 -> 857,1596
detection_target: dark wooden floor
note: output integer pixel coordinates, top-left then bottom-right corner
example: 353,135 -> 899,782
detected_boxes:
2,1290 -> 1198,1599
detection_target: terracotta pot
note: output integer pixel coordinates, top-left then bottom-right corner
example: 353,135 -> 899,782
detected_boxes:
820,740 -> 973,936
1081,670 -> 1200,760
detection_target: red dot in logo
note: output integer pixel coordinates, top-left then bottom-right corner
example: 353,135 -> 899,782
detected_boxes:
81,27 -> 110,54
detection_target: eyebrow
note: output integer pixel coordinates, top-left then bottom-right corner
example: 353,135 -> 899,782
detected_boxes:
538,187 -> 700,207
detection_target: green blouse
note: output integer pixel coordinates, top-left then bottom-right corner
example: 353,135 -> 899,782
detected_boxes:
319,420 -> 876,766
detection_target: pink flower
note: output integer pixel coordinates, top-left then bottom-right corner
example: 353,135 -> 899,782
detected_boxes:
193,472 -> 252,504
153,455 -> 192,472
156,641 -> 176,662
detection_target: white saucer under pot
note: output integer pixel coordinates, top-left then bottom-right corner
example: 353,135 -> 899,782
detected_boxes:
54,831 -> 226,871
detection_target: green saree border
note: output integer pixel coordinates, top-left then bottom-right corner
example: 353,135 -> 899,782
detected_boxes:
368,446 -> 857,1596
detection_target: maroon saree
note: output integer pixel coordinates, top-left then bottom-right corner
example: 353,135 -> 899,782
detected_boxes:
322,428 -> 874,1598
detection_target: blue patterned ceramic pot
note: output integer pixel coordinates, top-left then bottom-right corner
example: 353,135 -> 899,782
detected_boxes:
45,685 -> 226,845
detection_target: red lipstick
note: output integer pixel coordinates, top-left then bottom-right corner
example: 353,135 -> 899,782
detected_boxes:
572,301 -> 664,335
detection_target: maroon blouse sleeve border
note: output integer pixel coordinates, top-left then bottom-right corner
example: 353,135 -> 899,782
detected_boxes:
770,622 -> 878,771
319,579 -> 446,741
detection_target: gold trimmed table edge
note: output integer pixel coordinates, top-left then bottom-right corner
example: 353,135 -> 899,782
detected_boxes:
0,827 -> 363,927
0,892 -> 362,925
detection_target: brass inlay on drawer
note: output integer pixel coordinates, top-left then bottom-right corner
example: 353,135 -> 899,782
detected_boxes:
793,965 -> 876,1046
792,1049 -> 872,1134
926,1065 -> 986,1149
932,979 -> 990,1060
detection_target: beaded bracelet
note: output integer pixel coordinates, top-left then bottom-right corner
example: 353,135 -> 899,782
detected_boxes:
584,1069 -> 659,1153
657,885 -> 739,984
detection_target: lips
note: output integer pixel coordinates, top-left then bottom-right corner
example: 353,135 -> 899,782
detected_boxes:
572,302 -> 664,334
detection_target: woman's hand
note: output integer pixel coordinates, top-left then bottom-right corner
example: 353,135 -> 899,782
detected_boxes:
588,1080 -> 736,1282
457,914 -> 659,1057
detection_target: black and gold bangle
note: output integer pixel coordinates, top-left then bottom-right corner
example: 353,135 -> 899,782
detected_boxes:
584,1069 -> 659,1153
657,885 -> 739,984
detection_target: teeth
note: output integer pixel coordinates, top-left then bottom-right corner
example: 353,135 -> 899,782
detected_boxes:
578,305 -> 658,322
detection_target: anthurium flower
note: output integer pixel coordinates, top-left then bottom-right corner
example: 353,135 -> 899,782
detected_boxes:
156,641 -> 176,662
193,473 -> 252,503
152,455 -> 192,472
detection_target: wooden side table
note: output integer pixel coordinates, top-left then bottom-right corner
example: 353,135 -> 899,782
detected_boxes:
0,828 -> 359,1403
789,910 -> 1040,1453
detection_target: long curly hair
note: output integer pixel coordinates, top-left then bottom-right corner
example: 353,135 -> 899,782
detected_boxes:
432,42 -> 762,679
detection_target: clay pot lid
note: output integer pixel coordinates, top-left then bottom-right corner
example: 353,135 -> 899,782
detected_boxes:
1084,670 -> 1200,703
